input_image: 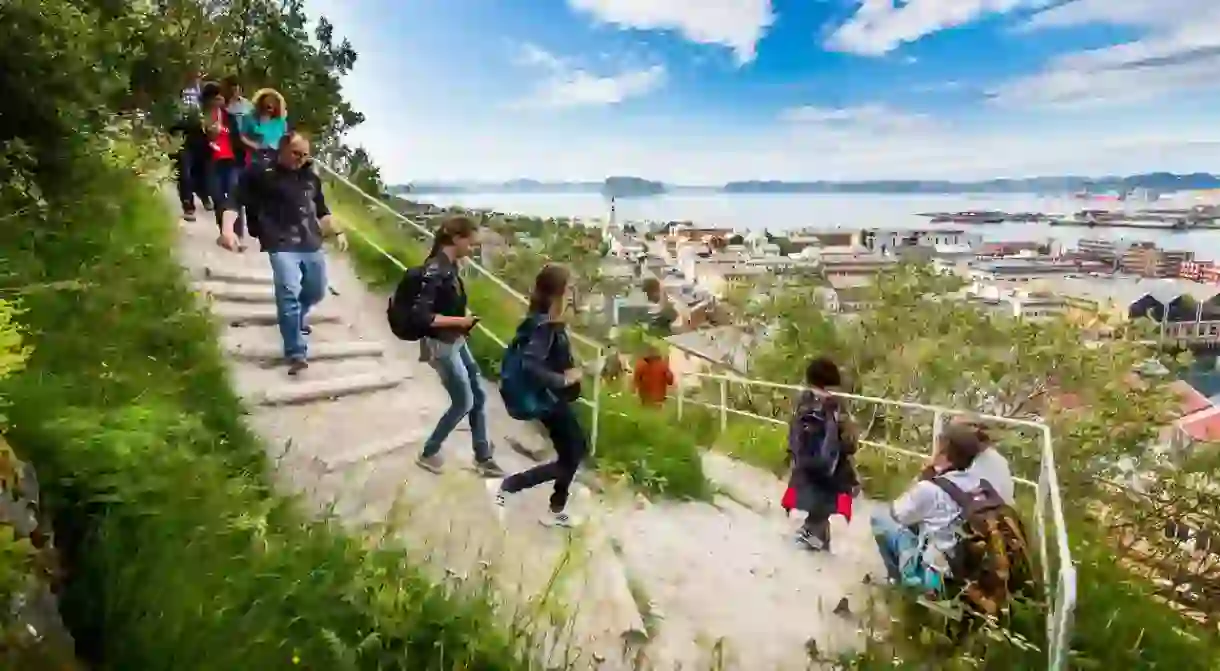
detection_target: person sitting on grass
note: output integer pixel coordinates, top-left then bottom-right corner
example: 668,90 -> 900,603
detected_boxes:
871,424 -> 983,592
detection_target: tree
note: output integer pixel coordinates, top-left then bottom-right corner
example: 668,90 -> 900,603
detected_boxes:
732,264 -> 1178,488
728,233 -> 745,245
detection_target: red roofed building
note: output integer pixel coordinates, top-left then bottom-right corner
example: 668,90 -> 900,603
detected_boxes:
1164,380 -> 1220,448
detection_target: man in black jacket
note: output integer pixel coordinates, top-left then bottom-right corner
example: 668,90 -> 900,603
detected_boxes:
222,132 -> 347,375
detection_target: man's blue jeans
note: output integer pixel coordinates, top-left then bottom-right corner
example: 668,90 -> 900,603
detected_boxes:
871,511 -> 944,591
422,339 -> 492,462
268,251 -> 327,360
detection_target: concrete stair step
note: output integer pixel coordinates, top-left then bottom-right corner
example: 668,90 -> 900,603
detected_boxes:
195,281 -> 275,303
204,266 -> 273,285
321,428 -> 430,472
227,339 -> 384,363
246,372 -> 405,407
212,302 -> 341,327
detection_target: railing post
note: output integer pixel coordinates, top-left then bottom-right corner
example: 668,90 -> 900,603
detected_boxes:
590,349 -> 604,457
719,378 -> 728,434
676,372 -> 685,420
931,410 -> 944,455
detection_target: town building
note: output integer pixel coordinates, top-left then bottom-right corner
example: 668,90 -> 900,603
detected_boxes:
861,229 -> 983,255
1180,261 -> 1220,284
1119,243 -> 1194,278
665,325 -> 753,375
966,259 -> 1107,282
966,282 -> 1067,321
976,241 -> 1048,258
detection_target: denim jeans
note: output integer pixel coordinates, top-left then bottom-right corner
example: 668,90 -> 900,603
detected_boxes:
267,250 -> 327,360
870,511 -> 944,591
502,402 -> 587,512
207,158 -> 244,238
422,339 -> 492,462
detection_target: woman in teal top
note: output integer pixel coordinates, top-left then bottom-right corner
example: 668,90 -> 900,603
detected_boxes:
241,88 -> 288,151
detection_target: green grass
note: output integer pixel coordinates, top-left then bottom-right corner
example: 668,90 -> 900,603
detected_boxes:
0,155 -> 540,670
327,181 -> 710,500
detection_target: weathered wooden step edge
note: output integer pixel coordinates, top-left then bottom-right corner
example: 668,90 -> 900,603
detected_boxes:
212,302 -> 342,327
246,372 -> 405,407
227,340 -> 384,362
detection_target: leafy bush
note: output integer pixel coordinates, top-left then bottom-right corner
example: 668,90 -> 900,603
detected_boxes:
0,161 -> 535,670
326,182 -> 709,500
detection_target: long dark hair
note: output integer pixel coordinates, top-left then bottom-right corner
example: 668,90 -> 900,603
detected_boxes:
428,215 -> 477,258
529,264 -> 570,315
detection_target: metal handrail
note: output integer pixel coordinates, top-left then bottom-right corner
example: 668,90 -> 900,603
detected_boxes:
316,164 -> 1076,669
316,163 -> 604,452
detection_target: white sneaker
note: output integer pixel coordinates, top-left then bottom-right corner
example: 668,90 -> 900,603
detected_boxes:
485,479 -> 507,523
540,510 -> 580,529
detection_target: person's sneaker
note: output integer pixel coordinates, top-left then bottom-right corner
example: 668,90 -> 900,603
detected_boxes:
287,358 -> 309,376
183,210 -> 196,222
795,531 -> 827,552
485,479 -> 507,522
541,510 -> 580,529
416,454 -> 445,474
474,458 -> 505,478
300,324 -> 312,336
202,200 -> 214,211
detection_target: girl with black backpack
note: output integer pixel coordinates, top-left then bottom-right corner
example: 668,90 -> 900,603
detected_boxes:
489,264 -> 587,528
785,357 -> 859,553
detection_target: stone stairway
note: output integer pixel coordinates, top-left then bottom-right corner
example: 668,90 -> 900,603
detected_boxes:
173,208 -> 888,670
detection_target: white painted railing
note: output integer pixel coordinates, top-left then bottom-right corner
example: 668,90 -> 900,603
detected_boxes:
317,164 -> 1076,670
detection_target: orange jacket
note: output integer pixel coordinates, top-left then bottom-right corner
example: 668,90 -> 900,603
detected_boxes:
633,356 -> 674,405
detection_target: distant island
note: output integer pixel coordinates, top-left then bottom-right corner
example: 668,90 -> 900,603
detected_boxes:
722,173 -> 1220,194
603,176 -> 665,198
392,172 -> 1220,196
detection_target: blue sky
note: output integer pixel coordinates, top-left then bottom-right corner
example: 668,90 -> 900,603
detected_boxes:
304,0 -> 1220,183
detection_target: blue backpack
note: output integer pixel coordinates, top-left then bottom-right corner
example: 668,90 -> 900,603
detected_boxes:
499,315 -> 556,421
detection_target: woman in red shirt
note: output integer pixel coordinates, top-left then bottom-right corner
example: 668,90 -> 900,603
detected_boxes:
201,82 -> 248,249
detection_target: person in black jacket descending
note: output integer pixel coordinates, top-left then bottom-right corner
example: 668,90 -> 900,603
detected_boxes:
489,264 -> 588,529
225,132 -> 346,375
413,216 -> 505,478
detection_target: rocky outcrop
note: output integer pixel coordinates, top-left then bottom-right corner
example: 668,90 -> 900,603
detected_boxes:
0,436 -> 80,669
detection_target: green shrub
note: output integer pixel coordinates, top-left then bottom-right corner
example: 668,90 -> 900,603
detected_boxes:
0,162 -> 535,670
328,183 -> 710,500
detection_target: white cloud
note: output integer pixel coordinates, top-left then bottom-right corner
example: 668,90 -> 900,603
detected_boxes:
346,100 -> 1219,184
509,43 -> 666,109
825,0 -> 1050,56
995,0 -> 1220,107
567,0 -> 775,65
780,104 -> 935,132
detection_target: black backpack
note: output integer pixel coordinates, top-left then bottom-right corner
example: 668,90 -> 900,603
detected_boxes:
788,400 -> 841,480
387,266 -> 428,341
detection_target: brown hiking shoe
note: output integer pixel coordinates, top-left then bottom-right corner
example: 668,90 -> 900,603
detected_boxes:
287,358 -> 309,376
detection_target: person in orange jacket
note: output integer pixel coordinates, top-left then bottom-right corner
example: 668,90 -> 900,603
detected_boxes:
633,344 -> 674,406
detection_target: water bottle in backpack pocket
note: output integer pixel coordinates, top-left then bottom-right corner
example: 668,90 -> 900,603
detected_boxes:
499,315 -> 557,421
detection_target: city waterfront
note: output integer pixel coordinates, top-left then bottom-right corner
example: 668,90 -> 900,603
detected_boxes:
423,191 -> 1220,257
